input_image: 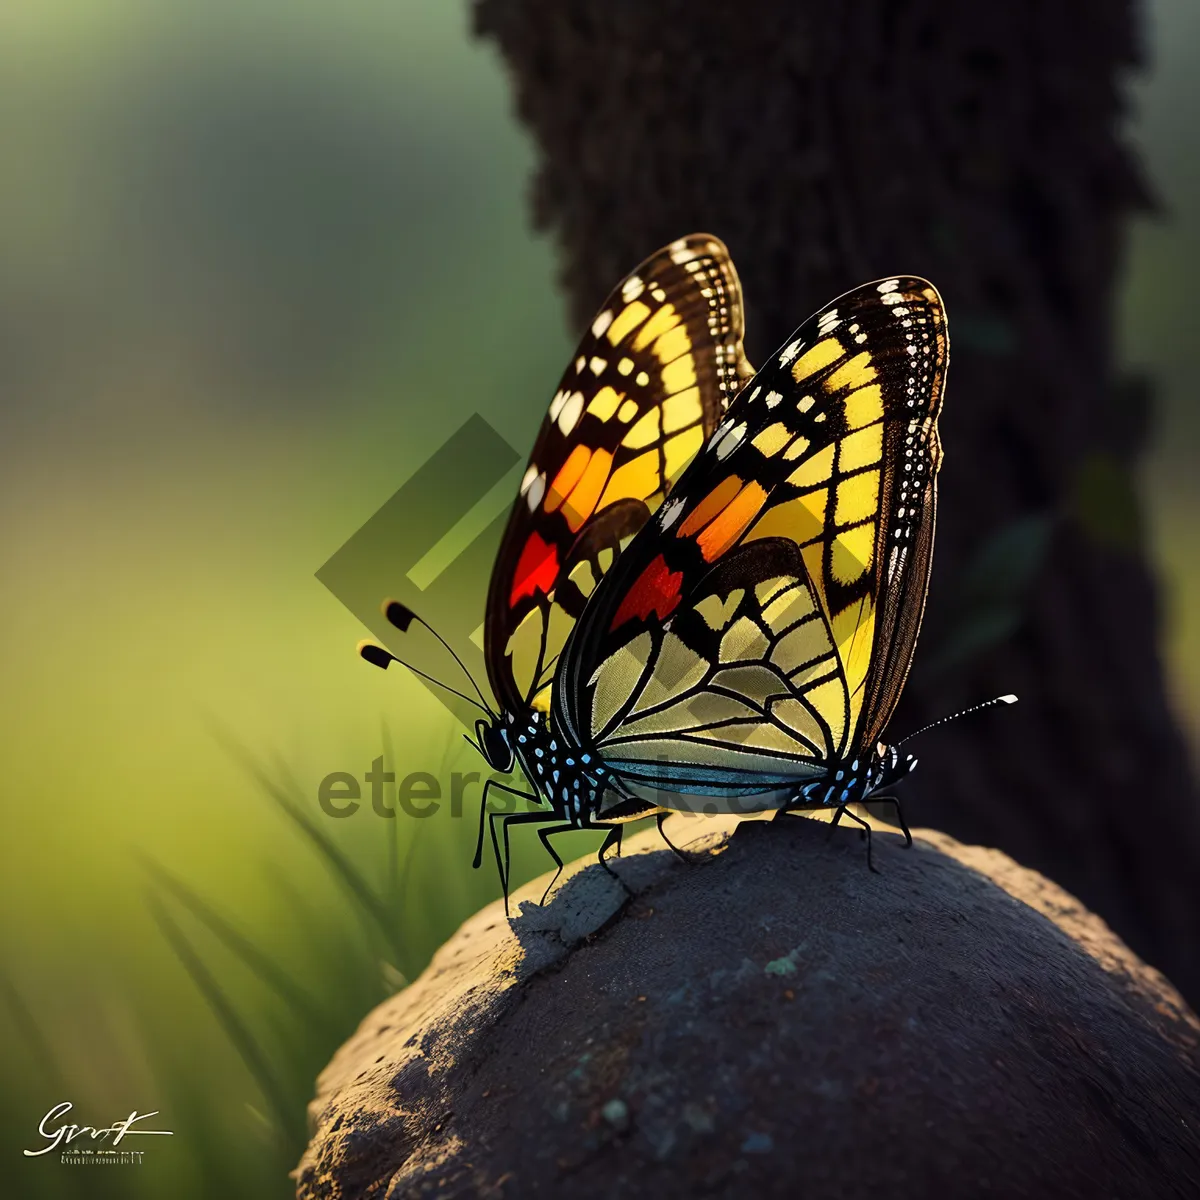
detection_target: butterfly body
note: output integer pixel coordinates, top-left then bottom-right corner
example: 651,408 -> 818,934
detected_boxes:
478,705 -> 661,823
501,708 -> 602,827
460,704 -> 666,903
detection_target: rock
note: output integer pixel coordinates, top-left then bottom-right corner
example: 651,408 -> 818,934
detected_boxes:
294,814 -> 1200,1199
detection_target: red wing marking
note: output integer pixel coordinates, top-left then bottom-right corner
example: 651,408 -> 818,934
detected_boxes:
609,553 -> 684,631
510,532 -> 559,607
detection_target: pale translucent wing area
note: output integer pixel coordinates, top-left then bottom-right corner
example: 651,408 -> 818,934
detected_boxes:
584,555 -> 834,795
556,278 -> 948,793
485,235 -> 753,714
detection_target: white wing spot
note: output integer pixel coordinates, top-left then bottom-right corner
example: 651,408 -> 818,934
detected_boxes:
766,390 -> 783,408
520,464 -> 538,495
715,422 -> 747,459
660,497 -> 685,529
779,338 -> 804,365
526,472 -> 546,511
708,418 -> 733,449
591,310 -> 613,338
558,390 -> 585,435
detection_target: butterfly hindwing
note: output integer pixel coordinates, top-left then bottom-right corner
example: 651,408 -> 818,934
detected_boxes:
555,278 -> 948,796
484,235 -> 753,715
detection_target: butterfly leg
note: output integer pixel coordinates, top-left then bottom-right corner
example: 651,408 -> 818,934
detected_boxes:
536,822 -> 632,904
487,795 -> 543,913
655,811 -> 691,863
838,806 -> 880,874
534,823 -> 577,905
495,810 -> 562,915
596,825 -> 636,906
474,778 -> 539,869
489,811 -> 516,915
868,795 -> 913,848
487,807 -> 521,903
596,825 -> 623,875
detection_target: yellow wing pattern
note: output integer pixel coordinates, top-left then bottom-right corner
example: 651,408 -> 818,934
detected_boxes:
555,278 -> 947,796
485,235 -> 754,715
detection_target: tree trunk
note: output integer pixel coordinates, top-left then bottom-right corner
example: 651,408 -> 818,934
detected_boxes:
474,0 -> 1200,1006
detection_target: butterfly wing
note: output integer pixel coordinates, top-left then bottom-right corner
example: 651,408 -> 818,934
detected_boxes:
554,278 -> 948,797
485,235 -> 753,715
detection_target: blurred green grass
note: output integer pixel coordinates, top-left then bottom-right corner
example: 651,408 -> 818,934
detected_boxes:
0,2 -> 1196,1197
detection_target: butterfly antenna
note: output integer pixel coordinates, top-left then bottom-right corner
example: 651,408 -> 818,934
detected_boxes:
382,600 -> 497,719
357,641 -> 493,717
895,694 -> 1018,747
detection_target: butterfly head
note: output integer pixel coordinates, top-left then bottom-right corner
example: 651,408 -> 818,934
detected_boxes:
475,716 -> 515,774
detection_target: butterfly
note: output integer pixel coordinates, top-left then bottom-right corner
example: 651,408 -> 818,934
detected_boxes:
363,250 -> 1016,905
360,234 -> 754,905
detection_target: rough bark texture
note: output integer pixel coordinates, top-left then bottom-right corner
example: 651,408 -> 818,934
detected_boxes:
295,816 -> 1200,1198
472,0 -> 1200,1007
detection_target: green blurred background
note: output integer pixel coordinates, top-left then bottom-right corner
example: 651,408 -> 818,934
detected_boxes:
1,2 -> 1196,1196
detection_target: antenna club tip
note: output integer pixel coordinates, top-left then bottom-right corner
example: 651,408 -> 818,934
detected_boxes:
357,640 -> 395,670
383,599 -> 417,632
999,694 -> 1018,705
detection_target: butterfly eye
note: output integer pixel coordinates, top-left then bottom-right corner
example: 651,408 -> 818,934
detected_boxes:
480,722 -> 514,772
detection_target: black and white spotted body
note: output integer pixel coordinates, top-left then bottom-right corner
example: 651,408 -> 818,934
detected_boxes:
465,707 -> 663,912
787,742 -> 917,811
503,709 -> 610,829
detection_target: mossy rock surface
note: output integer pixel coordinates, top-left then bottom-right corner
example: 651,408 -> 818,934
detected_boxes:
295,814 -> 1200,1198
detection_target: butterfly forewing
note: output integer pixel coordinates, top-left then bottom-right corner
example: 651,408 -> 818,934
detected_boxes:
555,278 -> 948,797
484,235 -> 753,715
